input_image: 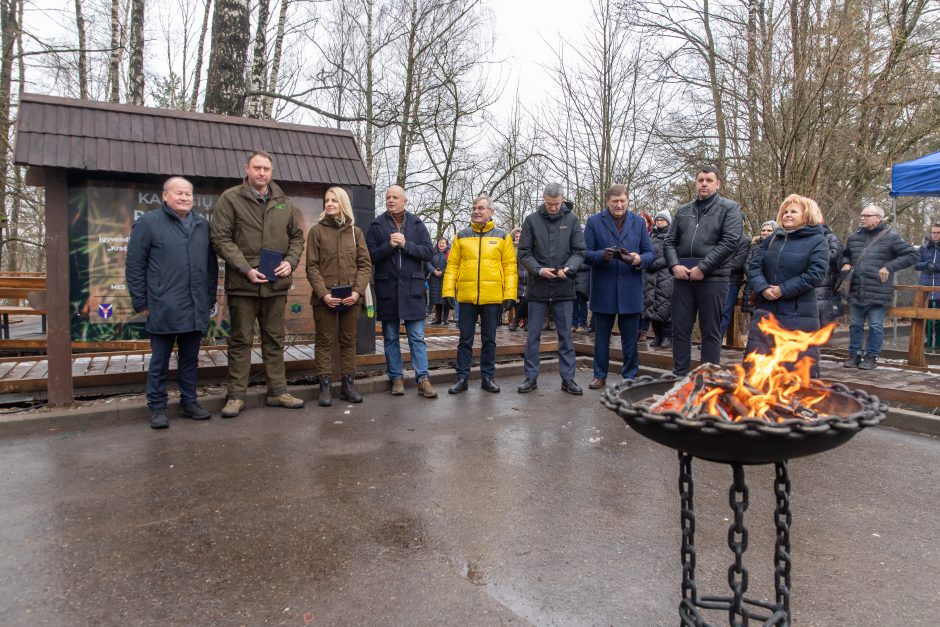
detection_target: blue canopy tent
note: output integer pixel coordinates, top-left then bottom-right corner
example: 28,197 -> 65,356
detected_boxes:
891,150 -> 940,197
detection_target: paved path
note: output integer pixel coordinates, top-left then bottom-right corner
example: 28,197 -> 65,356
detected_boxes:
1,385 -> 938,626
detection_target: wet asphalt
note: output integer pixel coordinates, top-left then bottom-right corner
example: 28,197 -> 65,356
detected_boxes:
1,378 -> 938,627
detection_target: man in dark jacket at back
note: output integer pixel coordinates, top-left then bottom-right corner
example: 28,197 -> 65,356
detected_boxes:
840,205 -> 917,370
516,182 -> 586,395
126,177 -> 218,429
664,166 -> 743,376
366,185 -> 438,398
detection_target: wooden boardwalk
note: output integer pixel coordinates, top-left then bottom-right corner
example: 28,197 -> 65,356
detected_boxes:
0,326 -> 936,408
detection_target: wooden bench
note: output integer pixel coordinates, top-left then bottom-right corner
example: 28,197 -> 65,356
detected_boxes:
0,305 -> 48,339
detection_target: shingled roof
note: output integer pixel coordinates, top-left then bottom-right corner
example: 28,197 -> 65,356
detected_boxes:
13,93 -> 371,187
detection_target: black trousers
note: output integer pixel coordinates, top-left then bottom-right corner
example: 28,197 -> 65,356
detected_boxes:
455,303 -> 500,378
671,280 -> 728,376
147,331 -> 202,410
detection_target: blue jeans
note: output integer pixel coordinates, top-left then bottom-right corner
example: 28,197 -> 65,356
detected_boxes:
381,319 -> 430,382
147,331 -> 202,410
720,282 -> 742,339
455,303 -> 500,378
574,294 -> 590,328
524,300 -> 575,380
848,303 -> 887,357
593,312 -> 641,380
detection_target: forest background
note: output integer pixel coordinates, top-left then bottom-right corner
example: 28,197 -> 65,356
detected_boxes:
1,0 -> 938,272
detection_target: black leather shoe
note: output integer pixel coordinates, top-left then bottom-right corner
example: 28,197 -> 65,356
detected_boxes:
561,379 -> 583,395
340,374 -> 363,403
448,377 -> 469,394
179,402 -> 210,420
517,378 -> 538,393
481,377 -> 500,393
150,410 -> 169,429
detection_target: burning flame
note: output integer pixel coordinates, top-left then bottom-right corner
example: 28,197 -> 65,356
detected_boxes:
734,314 -> 834,419
649,314 -> 836,422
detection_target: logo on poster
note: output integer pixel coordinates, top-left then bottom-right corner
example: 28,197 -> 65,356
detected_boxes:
98,303 -> 113,319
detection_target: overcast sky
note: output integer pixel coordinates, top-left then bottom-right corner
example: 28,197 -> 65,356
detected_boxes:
489,0 -> 595,114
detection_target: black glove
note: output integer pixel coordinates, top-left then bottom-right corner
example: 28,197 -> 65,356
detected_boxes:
502,299 -> 515,312
602,247 -> 617,262
926,263 -> 937,274
444,297 -> 455,309
563,267 -> 577,279
617,248 -> 635,264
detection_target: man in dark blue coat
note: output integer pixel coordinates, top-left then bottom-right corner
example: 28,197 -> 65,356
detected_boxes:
366,185 -> 438,398
915,223 -> 940,351
126,177 -> 218,429
584,185 -> 654,389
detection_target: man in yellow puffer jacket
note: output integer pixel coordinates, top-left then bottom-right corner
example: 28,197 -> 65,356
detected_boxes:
443,196 -> 518,394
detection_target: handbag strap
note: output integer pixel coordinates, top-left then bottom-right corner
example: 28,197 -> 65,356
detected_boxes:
853,228 -> 888,266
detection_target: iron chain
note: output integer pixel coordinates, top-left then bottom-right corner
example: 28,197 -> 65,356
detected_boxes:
727,463 -> 749,627
679,452 -> 698,603
774,461 -> 793,617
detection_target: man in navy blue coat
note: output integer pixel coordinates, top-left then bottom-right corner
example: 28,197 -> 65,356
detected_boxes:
366,185 -> 438,398
126,177 -> 218,429
584,185 -> 655,388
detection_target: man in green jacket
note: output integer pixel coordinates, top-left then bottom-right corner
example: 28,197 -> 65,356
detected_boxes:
211,151 -> 306,417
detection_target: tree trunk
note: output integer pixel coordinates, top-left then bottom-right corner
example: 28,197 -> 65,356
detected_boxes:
263,0 -> 288,118
245,0 -> 270,118
127,0 -> 145,105
189,0 -> 212,110
701,0 -> 726,175
394,0 -> 419,187
204,0 -> 250,116
0,0 -> 19,269
108,0 -> 121,102
363,0 -> 374,177
74,0 -> 88,99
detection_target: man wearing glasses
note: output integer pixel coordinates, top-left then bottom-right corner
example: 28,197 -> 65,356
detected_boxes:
839,206 -> 917,369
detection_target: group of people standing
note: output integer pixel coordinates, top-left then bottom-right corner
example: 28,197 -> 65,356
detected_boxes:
126,151 -> 935,430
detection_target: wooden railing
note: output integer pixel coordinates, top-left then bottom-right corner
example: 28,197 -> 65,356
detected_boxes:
888,285 -> 940,368
726,284 -> 940,368
0,272 -> 47,340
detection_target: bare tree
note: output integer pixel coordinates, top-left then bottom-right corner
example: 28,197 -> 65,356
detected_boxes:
245,0 -> 270,118
189,0 -> 212,110
262,0 -> 288,118
108,0 -> 122,102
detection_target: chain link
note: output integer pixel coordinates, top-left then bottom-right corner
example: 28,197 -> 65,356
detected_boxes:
774,461 -> 793,618
679,452 -> 698,603
727,463 -> 749,627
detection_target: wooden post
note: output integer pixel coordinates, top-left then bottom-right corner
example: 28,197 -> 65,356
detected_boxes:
906,289 -> 928,369
43,168 -> 73,405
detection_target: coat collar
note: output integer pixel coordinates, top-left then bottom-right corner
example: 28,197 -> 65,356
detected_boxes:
470,219 -> 495,233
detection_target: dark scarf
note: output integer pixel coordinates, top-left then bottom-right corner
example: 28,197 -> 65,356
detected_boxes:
612,211 -> 626,232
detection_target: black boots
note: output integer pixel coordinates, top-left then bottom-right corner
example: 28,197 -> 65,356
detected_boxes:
340,374 -> 363,403
318,376 -> 332,406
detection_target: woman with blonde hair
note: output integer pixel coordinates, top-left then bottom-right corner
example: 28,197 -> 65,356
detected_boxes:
306,187 -> 372,406
744,194 -> 829,376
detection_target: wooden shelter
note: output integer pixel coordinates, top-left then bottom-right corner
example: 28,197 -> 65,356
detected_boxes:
13,93 -> 374,405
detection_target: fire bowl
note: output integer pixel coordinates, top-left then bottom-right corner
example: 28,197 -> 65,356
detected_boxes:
603,374 -> 886,464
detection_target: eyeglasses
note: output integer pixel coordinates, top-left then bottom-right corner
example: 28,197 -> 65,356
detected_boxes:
860,214 -> 880,218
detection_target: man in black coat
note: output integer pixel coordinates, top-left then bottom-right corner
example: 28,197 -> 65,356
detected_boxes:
839,205 -> 917,370
663,166 -> 744,376
126,177 -> 218,429
516,182 -> 586,394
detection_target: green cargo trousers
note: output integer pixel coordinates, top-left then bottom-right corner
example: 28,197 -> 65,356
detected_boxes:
226,295 -> 288,399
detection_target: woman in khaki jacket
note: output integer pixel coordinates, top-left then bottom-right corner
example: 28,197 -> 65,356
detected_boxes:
306,187 -> 372,406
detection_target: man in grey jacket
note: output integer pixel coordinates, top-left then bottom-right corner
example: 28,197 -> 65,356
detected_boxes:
839,205 -> 917,370
663,166 -> 744,376
516,183 -> 586,395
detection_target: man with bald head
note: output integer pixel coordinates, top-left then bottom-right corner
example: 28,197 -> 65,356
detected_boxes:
366,185 -> 438,398
126,177 -> 218,429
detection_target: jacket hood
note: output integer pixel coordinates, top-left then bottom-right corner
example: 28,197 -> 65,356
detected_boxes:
774,224 -> 823,239
537,200 -> 575,220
